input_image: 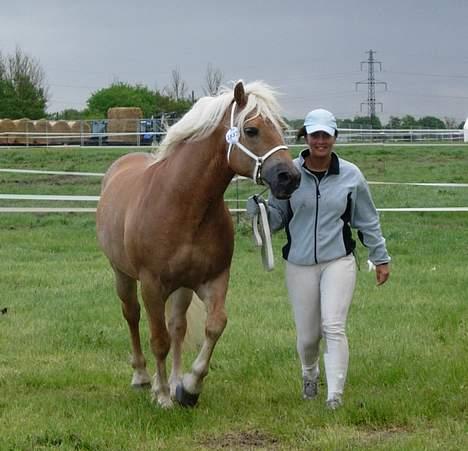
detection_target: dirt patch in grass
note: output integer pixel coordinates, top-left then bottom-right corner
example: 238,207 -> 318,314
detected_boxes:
357,425 -> 412,445
200,429 -> 279,449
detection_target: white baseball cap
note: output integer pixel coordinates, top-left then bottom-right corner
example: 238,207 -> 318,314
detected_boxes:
304,109 -> 337,136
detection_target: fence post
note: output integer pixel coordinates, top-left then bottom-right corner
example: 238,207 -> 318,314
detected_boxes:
136,119 -> 141,146
80,121 -> 84,147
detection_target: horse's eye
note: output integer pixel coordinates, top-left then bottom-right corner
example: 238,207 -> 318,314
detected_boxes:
244,127 -> 259,137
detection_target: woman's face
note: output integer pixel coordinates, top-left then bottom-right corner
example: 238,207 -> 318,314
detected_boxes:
305,131 -> 335,158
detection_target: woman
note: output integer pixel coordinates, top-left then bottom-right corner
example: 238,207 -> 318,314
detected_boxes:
247,108 -> 390,409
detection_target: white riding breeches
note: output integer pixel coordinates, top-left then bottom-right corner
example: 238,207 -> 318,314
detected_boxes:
285,254 -> 357,399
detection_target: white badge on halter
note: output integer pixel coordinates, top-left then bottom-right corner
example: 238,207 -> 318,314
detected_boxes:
225,127 -> 240,145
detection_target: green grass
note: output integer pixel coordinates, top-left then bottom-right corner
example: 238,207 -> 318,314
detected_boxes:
1,145 -> 467,209
0,145 -> 467,450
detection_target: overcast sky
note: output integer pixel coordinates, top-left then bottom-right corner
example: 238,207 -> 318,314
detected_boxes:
1,0 -> 468,123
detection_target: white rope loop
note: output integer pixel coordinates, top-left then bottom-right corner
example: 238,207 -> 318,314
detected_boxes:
225,102 -> 287,184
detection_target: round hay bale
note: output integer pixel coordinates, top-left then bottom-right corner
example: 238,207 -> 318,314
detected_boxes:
33,119 -> 49,145
107,107 -> 142,144
50,120 -> 71,144
68,121 -> 91,143
68,121 -> 91,144
0,119 -> 15,145
13,118 -> 33,145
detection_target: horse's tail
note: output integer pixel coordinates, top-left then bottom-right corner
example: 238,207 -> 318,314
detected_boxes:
166,293 -> 206,350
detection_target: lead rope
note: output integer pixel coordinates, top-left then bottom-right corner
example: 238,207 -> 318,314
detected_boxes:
251,186 -> 274,271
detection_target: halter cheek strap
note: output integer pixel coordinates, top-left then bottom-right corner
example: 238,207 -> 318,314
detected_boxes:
225,102 -> 288,185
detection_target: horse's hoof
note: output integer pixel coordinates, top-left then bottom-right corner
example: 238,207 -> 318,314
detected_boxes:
175,383 -> 199,407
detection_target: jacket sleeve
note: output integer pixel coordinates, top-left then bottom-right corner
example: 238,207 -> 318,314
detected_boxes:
266,193 -> 291,232
351,173 -> 391,265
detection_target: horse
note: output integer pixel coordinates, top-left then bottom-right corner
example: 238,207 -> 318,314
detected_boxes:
96,80 -> 301,408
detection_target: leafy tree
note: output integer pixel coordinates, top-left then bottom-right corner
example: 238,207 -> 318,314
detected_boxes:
386,116 -> 403,129
444,117 -> 459,129
48,108 -> 85,120
154,91 -> 191,116
285,118 -> 304,130
337,118 -> 357,129
86,82 -> 192,118
417,116 -> 446,129
400,115 -> 418,129
86,82 -> 156,117
341,115 -> 382,129
0,47 -> 48,119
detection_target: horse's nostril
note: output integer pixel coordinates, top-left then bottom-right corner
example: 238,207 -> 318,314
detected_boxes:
278,171 -> 291,183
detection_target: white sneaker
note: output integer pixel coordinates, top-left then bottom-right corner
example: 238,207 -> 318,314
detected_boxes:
302,377 -> 318,400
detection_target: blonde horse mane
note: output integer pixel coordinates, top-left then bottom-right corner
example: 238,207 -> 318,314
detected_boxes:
153,81 -> 287,162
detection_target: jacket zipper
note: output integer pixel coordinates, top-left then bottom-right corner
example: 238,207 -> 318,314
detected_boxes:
313,178 -> 321,264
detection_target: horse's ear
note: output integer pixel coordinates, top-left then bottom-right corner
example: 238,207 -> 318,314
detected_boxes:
234,80 -> 247,108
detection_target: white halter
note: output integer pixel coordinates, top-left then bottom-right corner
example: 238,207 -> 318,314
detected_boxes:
225,102 -> 288,185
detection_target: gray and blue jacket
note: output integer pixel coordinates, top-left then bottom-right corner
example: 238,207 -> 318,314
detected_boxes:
267,150 -> 391,266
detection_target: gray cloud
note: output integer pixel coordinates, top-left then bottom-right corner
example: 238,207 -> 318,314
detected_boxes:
1,0 -> 467,122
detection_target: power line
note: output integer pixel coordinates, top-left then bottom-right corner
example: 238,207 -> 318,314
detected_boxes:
355,50 -> 388,118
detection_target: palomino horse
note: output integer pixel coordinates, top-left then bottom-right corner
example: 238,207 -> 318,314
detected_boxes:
96,80 -> 300,408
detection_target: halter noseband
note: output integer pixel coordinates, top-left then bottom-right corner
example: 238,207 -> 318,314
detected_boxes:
225,102 -> 288,185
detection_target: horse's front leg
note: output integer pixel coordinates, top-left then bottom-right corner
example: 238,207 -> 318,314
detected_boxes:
140,273 -> 172,408
176,270 -> 229,407
166,287 -> 193,398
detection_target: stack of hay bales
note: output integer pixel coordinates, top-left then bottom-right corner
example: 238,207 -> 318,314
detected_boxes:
50,120 -> 71,144
68,120 -> 91,145
13,118 -> 33,145
33,119 -> 49,145
0,119 -> 15,145
107,107 -> 142,145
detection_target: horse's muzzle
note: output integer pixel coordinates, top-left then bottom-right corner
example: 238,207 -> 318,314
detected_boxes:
262,162 -> 301,199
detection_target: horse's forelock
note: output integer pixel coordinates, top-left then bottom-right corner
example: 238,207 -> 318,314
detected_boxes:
236,82 -> 286,133
154,81 -> 285,162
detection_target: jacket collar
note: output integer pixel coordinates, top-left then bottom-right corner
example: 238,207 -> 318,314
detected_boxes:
299,149 -> 340,175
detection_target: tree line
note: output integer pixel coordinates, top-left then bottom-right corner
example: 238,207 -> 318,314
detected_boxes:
287,114 -> 464,131
1,47 -> 465,129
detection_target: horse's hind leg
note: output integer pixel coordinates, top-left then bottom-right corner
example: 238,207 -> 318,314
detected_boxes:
140,274 -> 172,408
177,270 -> 229,407
167,287 -> 193,398
113,266 -> 151,388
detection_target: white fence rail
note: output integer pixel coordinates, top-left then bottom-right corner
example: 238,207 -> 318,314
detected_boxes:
335,128 -> 465,144
1,167 -> 467,213
1,128 -> 467,147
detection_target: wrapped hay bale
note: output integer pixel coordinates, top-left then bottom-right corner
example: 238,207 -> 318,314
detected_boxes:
50,120 -> 71,144
107,107 -> 142,144
33,119 -> 49,145
68,120 -> 91,144
0,119 -> 15,145
13,118 -> 33,145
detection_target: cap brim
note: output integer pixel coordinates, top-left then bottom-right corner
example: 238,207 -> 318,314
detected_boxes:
304,124 -> 335,136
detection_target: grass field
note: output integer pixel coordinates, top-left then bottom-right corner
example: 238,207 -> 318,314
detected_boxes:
0,145 -> 467,450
